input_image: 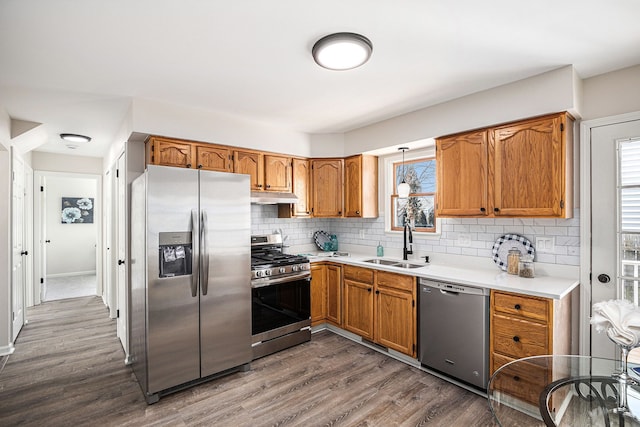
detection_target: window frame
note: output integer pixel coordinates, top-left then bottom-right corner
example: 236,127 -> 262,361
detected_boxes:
383,144 -> 440,236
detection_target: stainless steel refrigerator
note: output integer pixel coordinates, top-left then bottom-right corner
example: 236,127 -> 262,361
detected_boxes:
130,165 -> 251,404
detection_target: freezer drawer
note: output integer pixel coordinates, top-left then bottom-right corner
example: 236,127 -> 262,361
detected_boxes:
419,279 -> 490,389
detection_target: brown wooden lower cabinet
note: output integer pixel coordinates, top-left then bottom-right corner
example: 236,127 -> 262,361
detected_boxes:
343,266 -> 417,357
490,289 -> 573,410
310,262 -> 342,327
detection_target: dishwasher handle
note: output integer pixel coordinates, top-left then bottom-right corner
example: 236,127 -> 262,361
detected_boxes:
420,278 -> 489,296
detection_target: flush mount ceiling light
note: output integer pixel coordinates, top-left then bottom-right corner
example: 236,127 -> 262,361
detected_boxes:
397,147 -> 411,199
60,133 -> 91,143
312,32 -> 373,71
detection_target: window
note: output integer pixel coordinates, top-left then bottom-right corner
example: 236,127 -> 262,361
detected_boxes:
391,157 -> 436,232
620,138 -> 640,304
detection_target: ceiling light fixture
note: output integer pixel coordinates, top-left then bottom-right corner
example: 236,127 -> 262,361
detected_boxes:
397,147 -> 411,199
312,32 -> 373,71
60,133 -> 91,144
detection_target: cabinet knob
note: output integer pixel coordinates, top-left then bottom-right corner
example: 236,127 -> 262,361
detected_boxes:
266,184 -> 271,189
513,336 -> 520,342
356,210 -> 360,215
514,304 -> 521,310
375,290 -> 380,295
480,207 -> 486,212
257,184 -> 263,188
513,376 -> 520,382
338,211 -> 342,215
186,163 -> 192,168
367,288 -> 372,293
197,164 -> 203,169
494,207 -> 500,212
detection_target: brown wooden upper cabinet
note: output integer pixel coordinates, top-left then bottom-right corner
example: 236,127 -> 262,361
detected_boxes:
263,154 -> 292,192
436,112 -> 574,218
344,155 -> 378,218
311,158 -> 344,217
195,144 -> 232,172
278,158 -> 311,218
234,150 -> 292,192
147,136 -> 194,168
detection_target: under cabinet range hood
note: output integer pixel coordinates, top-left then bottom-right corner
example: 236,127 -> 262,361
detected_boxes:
250,191 -> 298,205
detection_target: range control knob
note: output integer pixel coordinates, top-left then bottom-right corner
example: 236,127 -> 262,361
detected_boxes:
256,270 -> 264,278
279,267 -> 286,274
264,269 -> 272,276
300,264 -> 307,270
292,265 -> 299,272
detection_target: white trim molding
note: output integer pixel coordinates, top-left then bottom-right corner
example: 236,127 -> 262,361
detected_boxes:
579,110 -> 640,356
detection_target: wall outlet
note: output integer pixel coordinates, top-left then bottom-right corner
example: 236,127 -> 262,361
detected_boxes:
457,233 -> 471,247
536,236 -> 555,253
359,229 -> 366,239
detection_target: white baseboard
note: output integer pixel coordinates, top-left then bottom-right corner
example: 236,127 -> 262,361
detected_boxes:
46,270 -> 97,278
0,343 -> 15,356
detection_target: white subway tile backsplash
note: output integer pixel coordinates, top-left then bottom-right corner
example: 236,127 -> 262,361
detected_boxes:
251,205 -> 581,267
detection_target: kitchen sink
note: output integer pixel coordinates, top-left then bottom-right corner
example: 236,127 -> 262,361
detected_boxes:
393,262 -> 424,269
363,259 -> 401,266
363,259 -> 425,269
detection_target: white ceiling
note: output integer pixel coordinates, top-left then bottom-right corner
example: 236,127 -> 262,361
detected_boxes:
1,0 -> 639,158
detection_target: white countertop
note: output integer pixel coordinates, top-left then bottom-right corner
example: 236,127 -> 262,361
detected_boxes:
306,252 -> 579,300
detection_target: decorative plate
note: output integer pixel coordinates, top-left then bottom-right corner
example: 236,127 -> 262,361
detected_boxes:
313,230 -> 331,251
492,234 -> 535,271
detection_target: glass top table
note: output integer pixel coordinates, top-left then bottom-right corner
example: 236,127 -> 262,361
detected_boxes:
488,355 -> 640,426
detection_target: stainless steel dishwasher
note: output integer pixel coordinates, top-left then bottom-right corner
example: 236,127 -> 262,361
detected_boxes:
419,278 -> 490,389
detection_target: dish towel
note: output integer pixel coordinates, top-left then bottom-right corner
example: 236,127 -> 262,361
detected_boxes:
591,299 -> 640,348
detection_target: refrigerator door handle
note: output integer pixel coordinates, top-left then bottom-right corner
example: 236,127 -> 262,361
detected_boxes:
190,209 -> 198,298
201,209 -> 210,296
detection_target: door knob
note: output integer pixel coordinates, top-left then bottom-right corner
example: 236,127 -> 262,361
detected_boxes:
118,259 -> 125,265
21,251 -> 28,256
45,240 -> 51,243
597,274 -> 611,284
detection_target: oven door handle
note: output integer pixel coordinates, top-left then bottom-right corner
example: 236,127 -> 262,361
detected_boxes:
251,274 -> 311,288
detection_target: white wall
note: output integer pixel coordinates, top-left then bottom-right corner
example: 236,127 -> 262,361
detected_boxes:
131,97 -> 312,158
32,152 -> 103,175
342,66 -> 579,155
45,177 -> 97,276
582,64 -> 640,121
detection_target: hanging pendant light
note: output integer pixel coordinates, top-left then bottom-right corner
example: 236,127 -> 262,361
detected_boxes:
397,147 -> 411,198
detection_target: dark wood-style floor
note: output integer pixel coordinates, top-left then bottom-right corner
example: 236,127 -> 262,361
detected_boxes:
0,297 -> 498,426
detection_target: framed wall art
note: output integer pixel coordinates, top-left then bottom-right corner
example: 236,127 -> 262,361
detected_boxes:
61,197 -> 94,224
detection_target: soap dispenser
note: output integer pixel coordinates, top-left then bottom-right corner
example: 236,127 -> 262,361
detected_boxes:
376,241 -> 384,257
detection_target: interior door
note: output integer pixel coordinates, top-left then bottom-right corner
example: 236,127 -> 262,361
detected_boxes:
590,118 -> 640,359
11,150 -> 25,341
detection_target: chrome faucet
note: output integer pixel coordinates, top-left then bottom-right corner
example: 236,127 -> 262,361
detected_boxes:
403,222 -> 413,260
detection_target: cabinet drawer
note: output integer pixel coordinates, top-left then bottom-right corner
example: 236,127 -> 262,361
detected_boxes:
493,291 -> 550,322
376,271 -> 414,292
344,265 -> 374,284
492,314 -> 548,358
491,353 -> 548,405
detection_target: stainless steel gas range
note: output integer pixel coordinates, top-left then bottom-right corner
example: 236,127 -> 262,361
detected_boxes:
250,234 -> 311,359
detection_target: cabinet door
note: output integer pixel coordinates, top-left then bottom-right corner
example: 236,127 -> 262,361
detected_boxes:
436,131 -> 489,216
343,279 -> 374,339
326,264 -> 342,326
264,154 -> 292,192
375,285 -> 415,356
310,264 -> 327,325
149,137 -> 194,168
311,159 -> 344,217
234,150 -> 264,191
195,144 -> 231,172
491,114 -> 568,217
291,158 -> 311,217
344,155 -> 362,217
345,155 -> 378,218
